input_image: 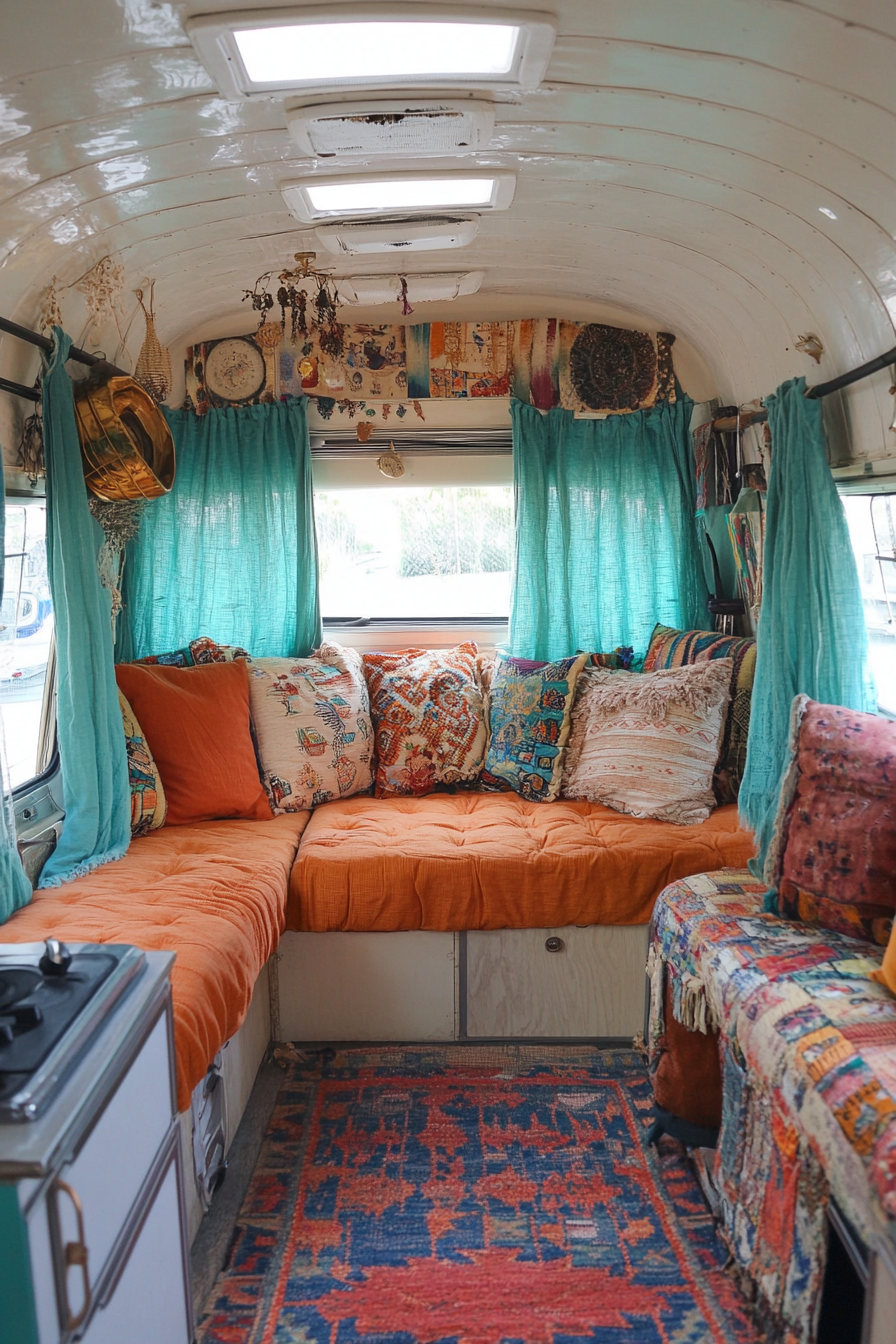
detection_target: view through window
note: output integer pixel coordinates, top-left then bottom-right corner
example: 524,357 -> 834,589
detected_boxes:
2,502 -> 54,788
315,485 -> 513,620
841,493 -> 896,716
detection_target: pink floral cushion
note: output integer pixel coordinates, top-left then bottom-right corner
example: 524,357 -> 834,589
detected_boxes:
768,697 -> 896,944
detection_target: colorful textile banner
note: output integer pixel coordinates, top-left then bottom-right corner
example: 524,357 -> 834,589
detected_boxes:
185,319 -> 676,415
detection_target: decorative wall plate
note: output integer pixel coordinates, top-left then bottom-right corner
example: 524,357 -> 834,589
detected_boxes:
204,337 -> 266,403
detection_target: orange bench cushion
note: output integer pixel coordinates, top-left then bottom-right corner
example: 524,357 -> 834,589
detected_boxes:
288,793 -> 755,932
3,814 -> 308,1110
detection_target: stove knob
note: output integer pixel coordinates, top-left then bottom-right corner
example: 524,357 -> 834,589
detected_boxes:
40,938 -> 72,977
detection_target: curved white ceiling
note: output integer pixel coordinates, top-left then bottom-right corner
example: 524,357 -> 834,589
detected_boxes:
1,0 -> 895,460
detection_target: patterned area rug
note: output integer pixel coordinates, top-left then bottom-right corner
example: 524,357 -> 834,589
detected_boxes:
197,1045 -> 756,1343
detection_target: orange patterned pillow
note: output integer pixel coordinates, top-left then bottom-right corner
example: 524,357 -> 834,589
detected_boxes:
363,643 -> 487,799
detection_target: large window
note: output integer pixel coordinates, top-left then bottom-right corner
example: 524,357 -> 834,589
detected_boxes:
841,493 -> 896,716
2,502 -> 54,788
315,484 -> 513,620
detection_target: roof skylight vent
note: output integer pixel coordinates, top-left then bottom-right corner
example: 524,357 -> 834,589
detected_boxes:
186,6 -> 556,100
283,171 -> 515,222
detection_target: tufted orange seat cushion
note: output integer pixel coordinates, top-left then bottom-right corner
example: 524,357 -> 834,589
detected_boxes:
3,814 -> 308,1110
288,793 -> 755,932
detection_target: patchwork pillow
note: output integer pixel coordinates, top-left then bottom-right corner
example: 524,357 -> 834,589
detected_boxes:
363,643 -> 487,798
643,623 -> 756,803
561,661 -> 732,825
114,660 -> 272,826
189,636 -> 251,665
134,646 -> 193,667
767,697 -> 896,946
589,646 -> 636,671
118,689 -> 167,836
481,653 -> 588,802
248,642 -> 373,812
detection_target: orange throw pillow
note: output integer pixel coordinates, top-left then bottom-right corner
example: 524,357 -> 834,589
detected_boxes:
115,661 -> 272,826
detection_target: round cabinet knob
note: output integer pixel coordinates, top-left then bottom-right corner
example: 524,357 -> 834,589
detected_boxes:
545,936 -> 565,954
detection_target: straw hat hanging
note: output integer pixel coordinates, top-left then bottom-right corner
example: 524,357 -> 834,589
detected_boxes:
134,281 -> 172,404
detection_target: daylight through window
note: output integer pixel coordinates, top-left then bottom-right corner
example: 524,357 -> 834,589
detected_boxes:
315,485 -> 513,620
841,492 -> 896,716
2,502 -> 54,788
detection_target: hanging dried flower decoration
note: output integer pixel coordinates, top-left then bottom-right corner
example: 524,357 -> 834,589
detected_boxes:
243,252 -> 345,357
16,390 -> 45,484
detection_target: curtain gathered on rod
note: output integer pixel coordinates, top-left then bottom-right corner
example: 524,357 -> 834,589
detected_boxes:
739,376 -> 875,880
0,471 -> 34,919
119,399 -> 321,662
508,397 -> 708,662
39,327 -> 131,888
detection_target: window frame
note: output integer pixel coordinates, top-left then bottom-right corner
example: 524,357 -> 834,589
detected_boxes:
311,447 -> 514,634
3,492 -> 58,794
837,479 -> 896,719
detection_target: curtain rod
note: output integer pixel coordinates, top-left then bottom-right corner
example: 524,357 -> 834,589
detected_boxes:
0,314 -> 128,403
805,345 -> 896,400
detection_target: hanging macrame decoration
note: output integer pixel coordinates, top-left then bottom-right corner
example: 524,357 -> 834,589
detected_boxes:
87,497 -> 146,631
133,282 -> 172,404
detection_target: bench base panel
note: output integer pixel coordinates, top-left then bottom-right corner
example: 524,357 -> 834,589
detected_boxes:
275,926 -> 649,1043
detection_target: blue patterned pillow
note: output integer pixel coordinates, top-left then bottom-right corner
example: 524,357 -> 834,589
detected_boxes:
481,653 -> 588,802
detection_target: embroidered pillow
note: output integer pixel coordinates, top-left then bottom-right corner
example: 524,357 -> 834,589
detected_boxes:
481,653 -> 588,802
561,661 -> 732,824
767,697 -> 896,946
248,642 -> 372,812
118,689 -> 167,836
589,646 -> 636,671
363,643 -> 487,798
644,623 -> 756,804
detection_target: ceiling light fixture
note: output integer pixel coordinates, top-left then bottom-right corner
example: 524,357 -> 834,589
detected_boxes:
282,172 -> 516,222
186,5 -> 556,99
819,207 -> 838,220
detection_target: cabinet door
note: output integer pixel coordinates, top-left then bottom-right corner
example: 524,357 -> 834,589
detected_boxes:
54,1007 -> 172,1321
81,1153 -> 190,1344
466,924 -> 649,1038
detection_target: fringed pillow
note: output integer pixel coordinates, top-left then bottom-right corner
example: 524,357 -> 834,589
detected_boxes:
562,661 -> 733,824
481,653 -> 588,802
644,623 -> 755,804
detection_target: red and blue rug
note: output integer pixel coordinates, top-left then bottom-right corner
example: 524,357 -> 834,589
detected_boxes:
197,1045 -> 756,1343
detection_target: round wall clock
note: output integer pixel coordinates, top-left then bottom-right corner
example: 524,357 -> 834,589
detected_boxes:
204,337 -> 266,403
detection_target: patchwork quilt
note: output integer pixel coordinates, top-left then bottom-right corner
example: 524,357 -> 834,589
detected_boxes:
648,870 -> 896,1344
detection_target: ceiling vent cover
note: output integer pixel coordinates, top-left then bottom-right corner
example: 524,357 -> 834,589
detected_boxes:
316,215 -> 480,255
288,100 -> 495,157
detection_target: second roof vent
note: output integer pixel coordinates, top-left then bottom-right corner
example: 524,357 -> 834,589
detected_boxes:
288,99 -> 495,158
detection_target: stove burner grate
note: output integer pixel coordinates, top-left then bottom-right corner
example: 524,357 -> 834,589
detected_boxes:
0,968 -> 41,1014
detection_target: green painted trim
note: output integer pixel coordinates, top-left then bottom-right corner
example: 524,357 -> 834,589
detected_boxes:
0,1182 -> 40,1344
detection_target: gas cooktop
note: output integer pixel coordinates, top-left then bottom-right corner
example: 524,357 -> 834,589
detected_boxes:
0,941 -> 146,1122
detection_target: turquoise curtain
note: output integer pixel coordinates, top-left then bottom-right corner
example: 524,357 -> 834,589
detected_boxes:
509,397 -> 708,661
122,400 -> 321,661
0,472 -> 34,919
39,329 -> 130,888
739,376 -> 875,876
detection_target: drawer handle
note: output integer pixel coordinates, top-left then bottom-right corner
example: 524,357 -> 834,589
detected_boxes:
53,1179 -> 92,1331
545,936 -> 565,953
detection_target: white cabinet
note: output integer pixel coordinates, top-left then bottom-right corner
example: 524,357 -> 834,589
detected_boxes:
1,952 -> 192,1344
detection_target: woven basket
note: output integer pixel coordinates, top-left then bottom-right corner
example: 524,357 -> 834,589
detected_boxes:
134,282 -> 172,404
